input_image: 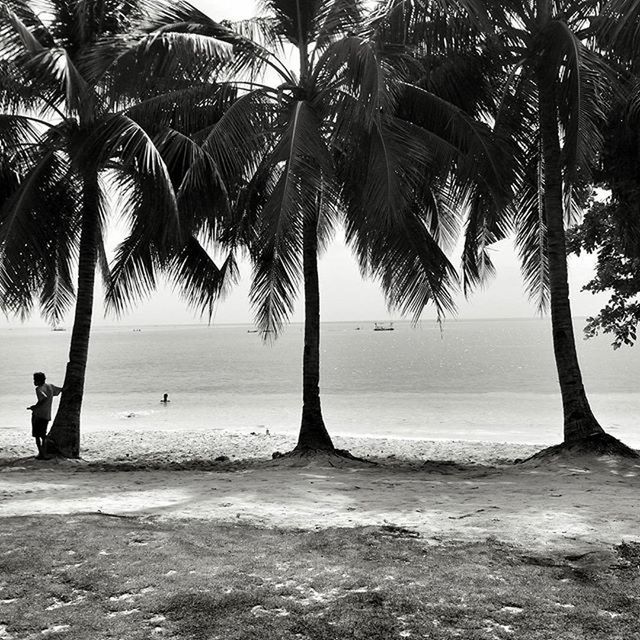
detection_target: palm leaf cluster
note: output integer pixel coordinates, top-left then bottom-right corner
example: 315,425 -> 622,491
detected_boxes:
0,0 -> 187,325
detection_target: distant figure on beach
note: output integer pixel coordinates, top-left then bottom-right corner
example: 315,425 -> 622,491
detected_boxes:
27,372 -> 62,459
161,393 -> 170,404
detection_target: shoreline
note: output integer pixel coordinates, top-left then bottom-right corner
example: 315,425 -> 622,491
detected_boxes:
0,427 -> 547,466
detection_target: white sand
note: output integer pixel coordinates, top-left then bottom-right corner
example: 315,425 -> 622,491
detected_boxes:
0,428 -> 542,465
1,428 -> 639,553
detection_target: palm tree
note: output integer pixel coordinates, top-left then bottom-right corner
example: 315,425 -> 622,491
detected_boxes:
117,0 -> 511,455
417,0 -> 637,453
0,0 -> 193,457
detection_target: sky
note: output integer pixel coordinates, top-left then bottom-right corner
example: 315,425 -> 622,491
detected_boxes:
0,0 -> 611,328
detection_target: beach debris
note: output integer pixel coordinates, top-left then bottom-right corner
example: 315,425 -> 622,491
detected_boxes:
214,455 -> 229,462
46,594 -> 86,610
106,609 -> 139,618
272,451 -> 283,459
41,625 -> 71,635
378,524 -> 420,539
250,605 -> 290,618
109,593 -> 134,602
500,606 -> 523,615
147,615 -> 166,624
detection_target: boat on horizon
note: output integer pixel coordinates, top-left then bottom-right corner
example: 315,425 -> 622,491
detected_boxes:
374,322 -> 394,331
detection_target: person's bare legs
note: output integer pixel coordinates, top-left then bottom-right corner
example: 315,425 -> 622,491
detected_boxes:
35,436 -> 45,459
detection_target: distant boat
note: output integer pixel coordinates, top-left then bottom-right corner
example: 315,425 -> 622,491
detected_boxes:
374,322 -> 394,331
51,325 -> 66,332
247,329 -> 259,333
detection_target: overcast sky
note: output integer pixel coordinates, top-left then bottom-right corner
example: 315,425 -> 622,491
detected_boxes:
0,0 -> 610,328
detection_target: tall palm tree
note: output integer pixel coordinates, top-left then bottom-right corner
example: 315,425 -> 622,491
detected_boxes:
115,0 -> 511,455
416,0 -> 637,453
0,0 -> 198,457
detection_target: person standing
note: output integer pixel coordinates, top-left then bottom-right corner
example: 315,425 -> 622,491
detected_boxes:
27,372 -> 62,459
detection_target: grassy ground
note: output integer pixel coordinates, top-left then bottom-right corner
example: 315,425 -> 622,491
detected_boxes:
1,515 -> 639,640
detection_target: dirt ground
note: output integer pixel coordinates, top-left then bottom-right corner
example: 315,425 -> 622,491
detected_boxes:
2,453 -> 639,552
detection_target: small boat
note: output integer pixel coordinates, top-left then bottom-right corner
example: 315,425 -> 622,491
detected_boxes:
374,322 -> 394,331
51,325 -> 66,332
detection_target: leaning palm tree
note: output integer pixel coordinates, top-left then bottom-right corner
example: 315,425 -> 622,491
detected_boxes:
113,0 -> 511,456
413,0 -> 637,454
0,0 -> 202,457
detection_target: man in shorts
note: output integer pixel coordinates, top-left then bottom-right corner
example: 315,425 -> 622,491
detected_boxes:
27,372 -> 63,459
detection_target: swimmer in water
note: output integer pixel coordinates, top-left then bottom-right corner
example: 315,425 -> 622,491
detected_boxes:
161,393 -> 170,404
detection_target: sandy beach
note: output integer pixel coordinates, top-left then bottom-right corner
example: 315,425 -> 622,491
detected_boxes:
2,428 -> 639,553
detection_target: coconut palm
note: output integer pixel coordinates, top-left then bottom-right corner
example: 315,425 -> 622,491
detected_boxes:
405,0 -> 637,453
0,0 -> 207,457
113,0 -> 512,455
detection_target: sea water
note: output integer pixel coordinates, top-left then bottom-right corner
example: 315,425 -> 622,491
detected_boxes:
1,319 -> 638,446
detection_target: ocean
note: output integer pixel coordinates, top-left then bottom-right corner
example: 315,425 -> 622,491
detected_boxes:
1,318 -> 638,446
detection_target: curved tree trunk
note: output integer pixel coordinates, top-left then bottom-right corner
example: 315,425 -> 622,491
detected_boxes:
47,170 -> 99,458
294,210 -> 334,451
536,72 -> 605,444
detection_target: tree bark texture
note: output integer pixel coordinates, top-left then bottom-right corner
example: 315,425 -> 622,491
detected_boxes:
47,170 -> 99,458
536,70 -> 605,443
294,210 -> 335,451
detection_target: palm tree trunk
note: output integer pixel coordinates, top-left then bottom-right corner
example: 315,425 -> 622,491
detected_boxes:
537,72 -> 604,444
47,170 -> 99,458
294,210 -> 334,451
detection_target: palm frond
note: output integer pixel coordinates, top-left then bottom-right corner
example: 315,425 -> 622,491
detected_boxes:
153,128 -> 230,243
544,20 -> 609,187
514,154 -> 550,314
369,0 -> 496,44
168,237 -> 239,322
124,82 -> 237,137
0,60 -> 36,111
344,187 -> 459,320
83,113 -> 179,246
201,88 -> 276,191
315,0 -> 364,49
0,3 -> 46,58
314,35 -> 396,126
259,0 -> 323,47
0,113 -> 44,159
103,226 -> 158,316
600,0 -> 640,64
336,109 -> 460,318
249,100 -> 331,335
221,16 -> 293,82
27,47 -> 91,115
95,226 -> 113,303
0,147 -> 80,322
398,83 -> 513,206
